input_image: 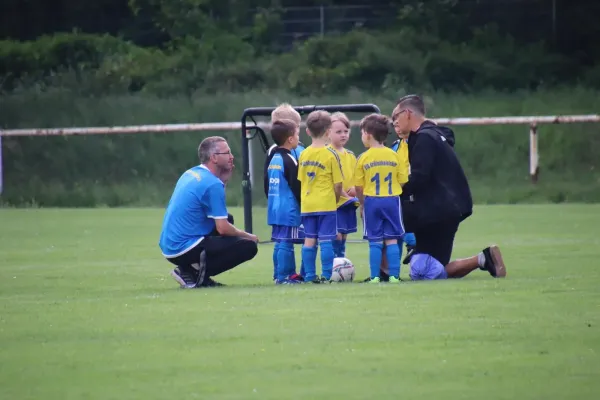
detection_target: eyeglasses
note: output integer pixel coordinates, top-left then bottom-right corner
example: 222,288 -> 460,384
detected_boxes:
392,109 -> 409,126
214,151 -> 232,156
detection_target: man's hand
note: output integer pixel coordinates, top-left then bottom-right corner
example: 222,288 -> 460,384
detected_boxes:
347,186 -> 356,197
247,233 -> 259,243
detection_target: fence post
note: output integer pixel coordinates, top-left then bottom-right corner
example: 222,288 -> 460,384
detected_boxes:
246,130 -> 254,187
529,123 -> 539,183
0,135 -> 3,195
320,5 -> 325,37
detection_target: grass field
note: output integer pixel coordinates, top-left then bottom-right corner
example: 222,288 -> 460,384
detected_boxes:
1,205 -> 599,399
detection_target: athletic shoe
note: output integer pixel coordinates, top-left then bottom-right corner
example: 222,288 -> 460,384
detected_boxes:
368,277 -> 381,284
388,276 -> 401,283
199,277 -> 226,287
289,273 -> 304,282
192,250 -> 208,287
481,245 -> 507,278
403,245 -> 416,265
171,266 -> 199,289
275,278 -> 301,285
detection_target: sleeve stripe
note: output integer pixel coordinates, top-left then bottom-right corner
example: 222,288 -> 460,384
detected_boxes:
327,147 -> 344,179
208,215 -> 229,219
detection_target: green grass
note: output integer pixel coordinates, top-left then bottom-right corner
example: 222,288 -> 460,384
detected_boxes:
1,205 -> 599,399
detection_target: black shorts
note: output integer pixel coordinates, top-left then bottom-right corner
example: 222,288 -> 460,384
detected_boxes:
166,213 -> 258,277
413,218 -> 460,266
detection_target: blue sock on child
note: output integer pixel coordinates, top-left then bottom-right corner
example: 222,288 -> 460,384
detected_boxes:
276,242 -> 294,281
272,242 -> 281,280
369,242 -> 384,279
302,246 -> 318,282
386,243 -> 401,278
320,240 -> 334,280
332,239 -> 343,258
340,238 -> 347,258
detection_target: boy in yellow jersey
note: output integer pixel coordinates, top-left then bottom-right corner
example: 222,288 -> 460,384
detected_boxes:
298,110 -> 343,283
328,112 -> 359,258
354,113 -> 409,283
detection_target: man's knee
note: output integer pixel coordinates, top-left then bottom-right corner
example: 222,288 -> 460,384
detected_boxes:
409,253 -> 447,281
237,238 -> 258,262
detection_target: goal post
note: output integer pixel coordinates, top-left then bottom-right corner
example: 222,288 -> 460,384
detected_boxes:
240,103 -> 382,234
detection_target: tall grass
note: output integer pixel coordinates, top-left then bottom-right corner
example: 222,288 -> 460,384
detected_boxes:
1,87 -> 599,207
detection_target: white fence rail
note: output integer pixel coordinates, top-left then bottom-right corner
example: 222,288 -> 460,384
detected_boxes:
1,114 -> 599,192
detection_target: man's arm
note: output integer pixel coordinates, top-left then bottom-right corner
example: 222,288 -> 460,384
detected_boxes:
402,132 -> 436,197
205,183 -> 258,242
215,218 -> 258,242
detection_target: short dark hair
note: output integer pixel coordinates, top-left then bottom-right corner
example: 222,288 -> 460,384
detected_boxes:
306,110 -> 332,138
198,136 -> 227,164
360,113 -> 391,144
270,119 -> 297,146
396,94 -> 426,116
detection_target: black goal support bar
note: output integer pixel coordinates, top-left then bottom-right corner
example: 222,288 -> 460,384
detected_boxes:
241,103 -> 381,234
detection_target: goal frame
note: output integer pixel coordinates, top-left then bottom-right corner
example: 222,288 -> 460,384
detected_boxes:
240,103 -> 381,234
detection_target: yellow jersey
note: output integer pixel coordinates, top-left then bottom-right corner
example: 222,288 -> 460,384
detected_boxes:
328,146 -> 358,208
354,147 -> 408,197
298,146 -> 344,214
396,139 -> 410,176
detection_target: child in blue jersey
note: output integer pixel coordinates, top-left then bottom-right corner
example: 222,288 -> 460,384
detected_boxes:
266,119 -> 304,284
264,103 -> 306,281
355,114 -> 409,283
298,110 -> 343,283
328,112 -> 359,258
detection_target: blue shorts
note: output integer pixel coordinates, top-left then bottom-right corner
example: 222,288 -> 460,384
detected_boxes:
336,202 -> 358,234
302,213 -> 337,240
362,196 -> 405,242
409,253 -> 448,280
271,225 -> 305,244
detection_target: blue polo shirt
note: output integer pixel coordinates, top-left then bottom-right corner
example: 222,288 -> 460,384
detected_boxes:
159,165 -> 228,257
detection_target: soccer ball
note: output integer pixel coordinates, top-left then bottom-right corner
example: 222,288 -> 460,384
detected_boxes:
331,257 -> 355,282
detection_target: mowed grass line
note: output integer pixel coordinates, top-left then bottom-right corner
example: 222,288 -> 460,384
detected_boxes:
0,205 -> 599,400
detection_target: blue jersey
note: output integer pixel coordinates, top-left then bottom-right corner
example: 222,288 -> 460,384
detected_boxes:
159,165 -> 228,257
292,143 -> 305,160
267,148 -> 301,227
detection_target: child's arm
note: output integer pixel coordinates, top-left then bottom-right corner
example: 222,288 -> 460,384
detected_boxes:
283,152 -> 301,205
331,153 -> 344,205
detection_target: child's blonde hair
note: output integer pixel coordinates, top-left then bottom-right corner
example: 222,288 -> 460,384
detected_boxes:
271,103 -> 301,126
331,112 -> 350,129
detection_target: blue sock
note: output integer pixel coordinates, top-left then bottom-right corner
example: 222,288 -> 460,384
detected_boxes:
332,239 -> 343,258
302,246 -> 318,282
369,242 -> 384,279
386,243 -> 401,278
272,242 -> 281,280
299,257 -> 305,277
277,242 -> 294,281
340,238 -> 347,258
320,240 -> 334,280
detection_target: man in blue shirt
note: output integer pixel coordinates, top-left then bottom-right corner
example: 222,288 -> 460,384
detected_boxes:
159,136 -> 259,288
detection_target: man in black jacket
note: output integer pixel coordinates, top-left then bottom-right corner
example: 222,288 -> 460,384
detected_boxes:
392,95 -> 507,280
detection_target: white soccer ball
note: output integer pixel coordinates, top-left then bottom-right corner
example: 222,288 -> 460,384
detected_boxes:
331,257 -> 355,282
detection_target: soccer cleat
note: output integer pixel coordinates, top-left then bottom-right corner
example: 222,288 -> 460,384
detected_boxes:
481,245 -> 507,278
388,276 -> 401,283
170,266 -> 199,289
289,273 -> 304,282
368,277 -> 381,284
403,245 -> 416,265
